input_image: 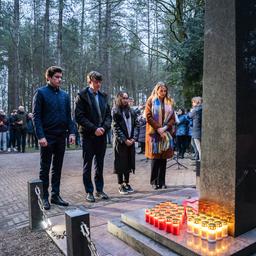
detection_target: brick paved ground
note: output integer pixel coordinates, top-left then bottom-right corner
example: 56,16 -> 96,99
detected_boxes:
0,148 -> 196,255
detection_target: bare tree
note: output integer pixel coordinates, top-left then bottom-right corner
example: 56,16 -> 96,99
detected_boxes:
42,0 -> 50,70
57,0 -> 63,65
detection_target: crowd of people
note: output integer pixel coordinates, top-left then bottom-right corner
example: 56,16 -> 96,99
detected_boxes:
0,66 -> 202,210
0,106 -> 38,153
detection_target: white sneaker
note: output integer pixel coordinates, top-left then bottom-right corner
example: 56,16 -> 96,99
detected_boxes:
13,148 -> 18,152
119,185 -> 128,195
7,148 -> 11,152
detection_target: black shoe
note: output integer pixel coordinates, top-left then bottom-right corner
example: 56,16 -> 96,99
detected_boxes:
95,191 -> 109,200
51,195 -> 69,206
86,193 -> 95,202
43,198 -> 50,210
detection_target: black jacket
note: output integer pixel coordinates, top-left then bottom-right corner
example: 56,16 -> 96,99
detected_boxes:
112,107 -> 139,174
75,87 -> 112,137
32,84 -> 74,139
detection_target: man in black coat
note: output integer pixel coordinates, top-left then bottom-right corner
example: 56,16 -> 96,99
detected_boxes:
33,66 -> 75,210
75,71 -> 112,202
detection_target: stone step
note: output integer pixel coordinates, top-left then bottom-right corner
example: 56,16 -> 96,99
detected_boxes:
108,218 -> 179,256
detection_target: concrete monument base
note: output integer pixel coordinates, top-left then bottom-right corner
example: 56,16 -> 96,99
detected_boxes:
108,203 -> 256,256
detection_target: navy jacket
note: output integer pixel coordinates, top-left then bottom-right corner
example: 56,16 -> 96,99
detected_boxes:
32,84 -> 74,140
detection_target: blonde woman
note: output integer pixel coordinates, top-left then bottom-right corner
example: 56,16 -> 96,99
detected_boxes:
145,82 -> 175,189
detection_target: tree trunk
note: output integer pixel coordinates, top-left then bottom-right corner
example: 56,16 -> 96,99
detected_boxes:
79,0 -> 85,86
98,0 -> 103,69
57,0 -> 63,66
42,0 -> 50,70
104,0 -> 112,96
9,0 -> 20,111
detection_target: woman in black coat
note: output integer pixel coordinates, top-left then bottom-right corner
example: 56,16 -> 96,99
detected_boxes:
112,92 -> 139,195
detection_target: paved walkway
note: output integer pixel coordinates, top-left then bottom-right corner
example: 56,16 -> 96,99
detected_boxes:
0,148 -> 196,255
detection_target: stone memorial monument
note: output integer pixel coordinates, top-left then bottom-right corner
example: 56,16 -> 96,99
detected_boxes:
201,0 -> 256,237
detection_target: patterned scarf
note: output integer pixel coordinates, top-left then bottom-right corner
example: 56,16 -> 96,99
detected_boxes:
149,97 -> 174,154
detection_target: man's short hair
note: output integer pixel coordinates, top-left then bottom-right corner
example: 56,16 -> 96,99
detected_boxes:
45,66 -> 63,80
86,71 -> 103,83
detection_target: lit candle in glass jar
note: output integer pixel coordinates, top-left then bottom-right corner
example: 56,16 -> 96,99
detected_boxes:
193,218 -> 201,237
154,213 -> 160,228
145,209 -> 150,222
172,218 -> 180,235
215,221 -> 223,240
207,223 -> 217,243
165,216 -> 172,233
149,211 -> 155,225
158,217 -> 165,230
201,221 -> 208,240
187,216 -> 194,234
221,221 -> 228,238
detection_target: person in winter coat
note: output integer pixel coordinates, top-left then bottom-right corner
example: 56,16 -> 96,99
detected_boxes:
175,108 -> 189,159
188,96 -> 203,161
0,110 -> 8,152
16,106 -> 28,153
137,108 -> 146,154
145,81 -> 175,189
33,66 -> 75,210
112,92 -> 139,195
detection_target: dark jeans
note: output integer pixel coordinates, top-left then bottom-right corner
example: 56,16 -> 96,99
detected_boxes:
82,135 -> 107,193
39,136 -> 66,199
150,159 -> 167,186
176,135 -> 187,158
117,172 -> 130,185
8,128 -> 17,148
16,128 -> 27,152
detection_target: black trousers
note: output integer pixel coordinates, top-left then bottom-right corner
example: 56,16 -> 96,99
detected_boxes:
82,135 -> 106,193
150,159 -> 167,186
176,135 -> 187,157
16,128 -> 27,152
117,172 -> 130,185
39,136 -> 66,199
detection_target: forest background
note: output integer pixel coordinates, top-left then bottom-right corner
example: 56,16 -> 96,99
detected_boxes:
0,0 -> 204,114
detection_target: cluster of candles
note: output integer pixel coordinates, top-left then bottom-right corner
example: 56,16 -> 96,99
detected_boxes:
186,207 -> 229,243
145,201 -> 231,243
145,201 -> 186,236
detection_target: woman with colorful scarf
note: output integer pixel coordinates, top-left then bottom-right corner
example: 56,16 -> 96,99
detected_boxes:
145,82 -> 175,189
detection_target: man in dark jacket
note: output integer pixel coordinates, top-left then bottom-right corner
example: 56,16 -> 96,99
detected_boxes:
16,106 -> 27,153
75,71 -> 112,202
32,66 -> 75,210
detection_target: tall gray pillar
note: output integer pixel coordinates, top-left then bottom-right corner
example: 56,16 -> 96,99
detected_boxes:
201,0 -> 256,236
28,179 -> 43,229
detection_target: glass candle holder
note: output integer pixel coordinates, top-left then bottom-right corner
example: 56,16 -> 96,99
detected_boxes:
201,221 -> 209,240
149,211 -> 155,225
187,216 -> 194,234
165,216 -> 173,233
193,218 -> 201,237
145,209 -> 150,222
172,218 -> 180,235
215,221 -> 223,240
207,223 -> 217,243
158,217 -> 166,230
154,213 -> 160,228
221,221 -> 228,238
